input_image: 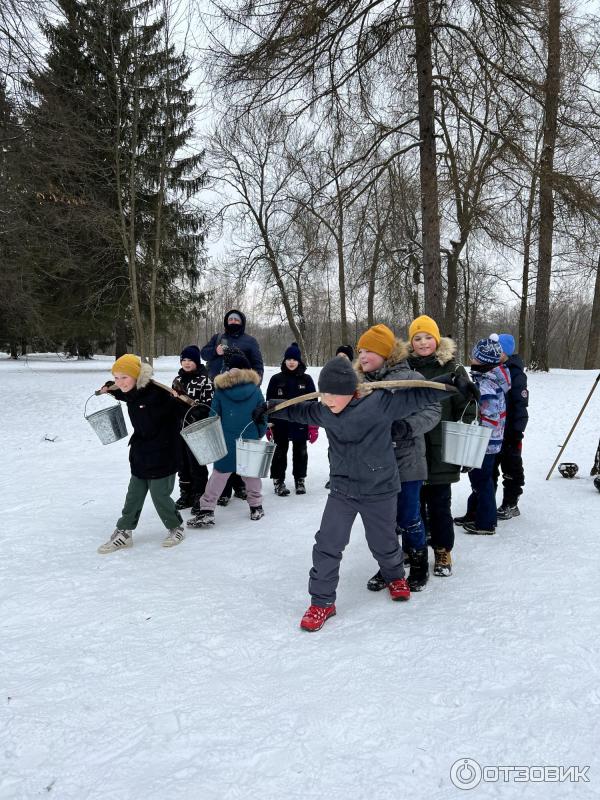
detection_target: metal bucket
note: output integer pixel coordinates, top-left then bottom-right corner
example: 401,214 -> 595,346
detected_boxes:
236,422 -> 276,478
85,394 -> 128,445
181,407 -> 227,466
441,401 -> 491,469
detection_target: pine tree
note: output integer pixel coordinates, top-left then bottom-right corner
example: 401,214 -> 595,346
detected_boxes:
0,82 -> 38,356
22,0 -> 206,357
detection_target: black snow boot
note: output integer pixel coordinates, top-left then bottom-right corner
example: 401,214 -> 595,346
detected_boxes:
406,548 -> 429,592
295,478 -> 306,495
274,479 -> 291,497
497,503 -> 520,520
453,513 -> 475,528
175,482 -> 193,510
367,570 -> 387,592
191,494 -> 202,515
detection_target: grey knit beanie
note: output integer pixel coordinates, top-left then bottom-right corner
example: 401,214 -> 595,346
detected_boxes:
318,357 -> 358,394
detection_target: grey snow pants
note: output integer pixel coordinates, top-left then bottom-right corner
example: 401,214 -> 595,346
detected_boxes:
309,492 -> 405,607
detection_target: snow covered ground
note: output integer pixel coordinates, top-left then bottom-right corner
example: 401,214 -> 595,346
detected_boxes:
1,355 -> 599,800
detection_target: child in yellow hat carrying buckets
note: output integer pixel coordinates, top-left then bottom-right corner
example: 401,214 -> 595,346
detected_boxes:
95,354 -> 186,553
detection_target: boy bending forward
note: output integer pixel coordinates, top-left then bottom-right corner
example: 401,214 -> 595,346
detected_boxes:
254,356 -> 476,631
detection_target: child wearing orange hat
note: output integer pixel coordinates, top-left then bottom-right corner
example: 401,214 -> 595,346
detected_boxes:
95,354 -> 186,554
407,315 -> 474,576
356,324 -> 441,593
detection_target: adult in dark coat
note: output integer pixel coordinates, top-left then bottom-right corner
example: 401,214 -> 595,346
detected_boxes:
201,309 -> 264,380
266,343 -> 317,495
201,310 -> 264,501
493,333 -> 529,518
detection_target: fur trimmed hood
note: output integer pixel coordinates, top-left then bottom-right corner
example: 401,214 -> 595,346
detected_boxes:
354,338 -> 409,376
214,367 -> 261,390
408,336 -> 456,367
137,362 -> 154,389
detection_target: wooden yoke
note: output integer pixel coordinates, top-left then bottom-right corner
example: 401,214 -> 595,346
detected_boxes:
95,379 -> 195,406
267,378 -> 457,414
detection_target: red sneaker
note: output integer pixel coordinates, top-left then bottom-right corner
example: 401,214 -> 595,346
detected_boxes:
300,604 -> 336,632
388,578 -> 411,601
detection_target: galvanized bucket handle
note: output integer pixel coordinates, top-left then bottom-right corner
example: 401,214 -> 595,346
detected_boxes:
458,398 -> 481,425
239,420 -> 257,440
84,392 -> 119,420
182,401 -> 217,426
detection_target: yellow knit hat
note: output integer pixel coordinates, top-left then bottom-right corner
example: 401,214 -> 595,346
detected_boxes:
357,324 -> 395,358
408,315 -> 440,345
111,354 -> 142,380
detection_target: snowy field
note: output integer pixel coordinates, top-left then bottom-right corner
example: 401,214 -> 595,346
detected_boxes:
1,354 -> 599,800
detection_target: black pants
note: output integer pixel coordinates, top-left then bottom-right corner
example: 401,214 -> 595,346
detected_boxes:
493,440 -> 525,506
270,434 -> 307,481
177,440 -> 208,498
420,483 -> 454,551
220,472 -> 246,499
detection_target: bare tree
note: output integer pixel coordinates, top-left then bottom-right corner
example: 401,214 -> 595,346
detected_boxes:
530,0 -> 561,371
584,254 -> 600,369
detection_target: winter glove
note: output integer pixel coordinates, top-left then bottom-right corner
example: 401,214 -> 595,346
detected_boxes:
436,372 -> 480,402
393,420 -> 411,440
308,425 -> 319,444
172,378 -> 186,395
265,426 -> 273,441
252,399 -> 278,426
96,380 -> 115,395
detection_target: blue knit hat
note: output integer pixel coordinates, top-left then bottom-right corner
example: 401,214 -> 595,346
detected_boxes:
284,342 -> 302,361
472,334 -> 502,365
180,345 -> 201,367
498,333 -> 515,357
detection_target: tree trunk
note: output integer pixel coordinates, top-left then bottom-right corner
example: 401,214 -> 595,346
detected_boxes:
333,177 -> 348,342
413,0 -> 443,321
584,253 -> 600,369
530,0 -> 561,371
255,215 -> 308,356
114,318 -> 129,358
411,257 -> 421,319
367,221 -> 385,327
519,169 -> 538,361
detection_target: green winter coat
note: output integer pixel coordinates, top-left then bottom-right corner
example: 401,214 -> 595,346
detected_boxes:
408,337 -> 475,485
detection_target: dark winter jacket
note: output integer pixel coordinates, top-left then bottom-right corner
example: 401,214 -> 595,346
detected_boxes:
408,337 -> 476,484
266,361 -> 317,442
112,364 -> 182,480
172,365 -> 214,425
503,354 -> 529,440
201,309 -> 264,380
270,384 -> 450,500
211,368 -> 267,473
356,339 -> 441,482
